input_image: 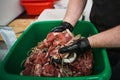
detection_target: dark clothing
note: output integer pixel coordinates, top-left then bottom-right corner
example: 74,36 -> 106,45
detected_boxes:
90,0 -> 120,80
107,48 -> 120,80
90,0 -> 120,31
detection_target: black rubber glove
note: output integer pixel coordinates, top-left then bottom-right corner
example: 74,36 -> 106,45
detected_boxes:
59,38 -> 91,55
50,21 -> 73,32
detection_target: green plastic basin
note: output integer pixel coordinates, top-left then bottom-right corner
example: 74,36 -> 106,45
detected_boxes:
0,21 -> 111,80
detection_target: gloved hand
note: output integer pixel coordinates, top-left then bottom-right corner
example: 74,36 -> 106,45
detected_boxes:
50,21 -> 73,32
59,38 -> 91,55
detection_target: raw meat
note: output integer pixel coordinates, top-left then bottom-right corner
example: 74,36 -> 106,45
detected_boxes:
21,29 -> 93,77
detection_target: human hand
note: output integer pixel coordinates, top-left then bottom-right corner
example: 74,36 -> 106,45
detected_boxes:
50,21 -> 73,32
59,38 -> 91,55
51,38 -> 91,64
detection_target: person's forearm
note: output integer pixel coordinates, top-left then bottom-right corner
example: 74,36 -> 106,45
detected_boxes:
88,25 -> 120,48
63,0 -> 87,26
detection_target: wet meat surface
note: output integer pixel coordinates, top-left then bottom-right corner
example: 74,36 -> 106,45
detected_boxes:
21,29 -> 93,77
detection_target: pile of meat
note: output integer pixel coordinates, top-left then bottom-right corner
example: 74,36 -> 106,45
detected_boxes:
21,29 -> 93,77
